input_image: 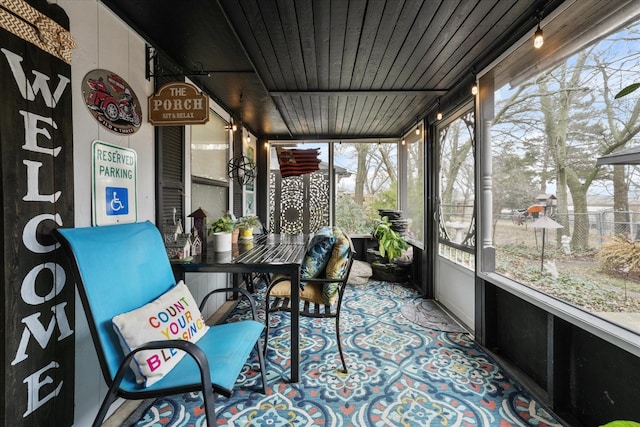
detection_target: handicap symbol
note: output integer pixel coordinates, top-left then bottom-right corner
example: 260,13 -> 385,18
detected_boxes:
110,192 -> 124,212
106,187 -> 129,216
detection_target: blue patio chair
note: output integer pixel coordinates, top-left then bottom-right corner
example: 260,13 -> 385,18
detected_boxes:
53,221 -> 266,427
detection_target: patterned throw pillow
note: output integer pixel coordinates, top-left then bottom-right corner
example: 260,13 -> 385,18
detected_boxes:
300,227 -> 336,281
323,228 -> 351,304
112,281 -> 209,387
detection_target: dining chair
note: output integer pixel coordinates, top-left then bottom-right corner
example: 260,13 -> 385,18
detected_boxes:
263,227 -> 355,373
53,221 -> 266,427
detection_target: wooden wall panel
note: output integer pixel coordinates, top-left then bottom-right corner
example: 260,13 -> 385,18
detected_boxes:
0,2 -> 75,425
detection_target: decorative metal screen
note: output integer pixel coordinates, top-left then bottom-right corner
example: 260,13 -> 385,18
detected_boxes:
270,170 -> 329,234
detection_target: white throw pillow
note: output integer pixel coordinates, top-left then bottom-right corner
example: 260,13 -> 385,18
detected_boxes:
112,280 -> 209,387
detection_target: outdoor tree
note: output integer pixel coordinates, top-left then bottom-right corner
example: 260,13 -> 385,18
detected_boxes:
492,24 -> 640,249
439,112 -> 474,224
537,54 -> 595,248
353,143 -> 369,204
335,142 -> 399,228
406,135 -> 425,239
492,152 -> 539,213
595,42 -> 640,235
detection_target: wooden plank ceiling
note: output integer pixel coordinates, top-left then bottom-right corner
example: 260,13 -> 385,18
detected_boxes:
102,0 -> 561,141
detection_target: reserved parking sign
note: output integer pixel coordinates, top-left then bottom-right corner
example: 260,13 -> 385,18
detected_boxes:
92,140 -> 137,225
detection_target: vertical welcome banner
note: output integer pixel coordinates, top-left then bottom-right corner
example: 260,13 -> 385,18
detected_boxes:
0,0 -> 75,425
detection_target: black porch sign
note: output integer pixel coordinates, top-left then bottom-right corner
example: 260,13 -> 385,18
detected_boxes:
0,1 -> 75,426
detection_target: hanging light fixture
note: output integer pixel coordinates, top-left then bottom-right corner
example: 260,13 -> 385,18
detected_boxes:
401,138 -> 406,146
436,98 -> 443,121
533,11 -> 544,49
415,117 -> 420,135
470,68 -> 478,96
226,121 -> 237,132
534,26 -> 544,48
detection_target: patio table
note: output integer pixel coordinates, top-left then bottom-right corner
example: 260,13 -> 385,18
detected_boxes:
171,233 -> 309,383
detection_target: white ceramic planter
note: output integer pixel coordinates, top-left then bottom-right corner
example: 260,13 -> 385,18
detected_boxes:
212,232 -> 232,252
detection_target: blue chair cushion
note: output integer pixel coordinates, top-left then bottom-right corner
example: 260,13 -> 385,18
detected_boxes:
117,320 -> 264,396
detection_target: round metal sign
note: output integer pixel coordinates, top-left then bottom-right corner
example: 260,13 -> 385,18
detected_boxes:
81,69 -> 142,134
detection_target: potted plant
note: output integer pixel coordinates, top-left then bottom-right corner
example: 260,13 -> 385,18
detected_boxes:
208,213 -> 235,252
369,216 -> 411,282
373,216 -> 409,262
235,216 -> 262,240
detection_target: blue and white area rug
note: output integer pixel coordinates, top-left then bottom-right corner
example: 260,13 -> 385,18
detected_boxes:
127,280 -> 566,426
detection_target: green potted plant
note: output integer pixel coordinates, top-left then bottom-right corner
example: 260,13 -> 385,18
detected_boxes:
208,213 -> 235,252
373,216 -> 409,262
235,216 -> 262,240
370,216 -> 411,282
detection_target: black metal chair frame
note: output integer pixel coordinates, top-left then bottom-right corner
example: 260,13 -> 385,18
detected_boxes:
264,236 -> 355,373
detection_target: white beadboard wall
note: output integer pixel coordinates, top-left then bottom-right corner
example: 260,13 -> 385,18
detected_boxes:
54,1 -> 231,424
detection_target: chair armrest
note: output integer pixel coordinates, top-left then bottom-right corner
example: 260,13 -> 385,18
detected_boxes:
267,261 -> 353,287
110,340 -> 212,391
199,287 -> 259,321
266,274 -> 294,293
300,276 -> 349,284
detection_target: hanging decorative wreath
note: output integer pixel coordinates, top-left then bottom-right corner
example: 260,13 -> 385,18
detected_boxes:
227,155 -> 256,186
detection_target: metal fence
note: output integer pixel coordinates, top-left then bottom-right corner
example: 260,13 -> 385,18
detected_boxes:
494,210 -> 640,251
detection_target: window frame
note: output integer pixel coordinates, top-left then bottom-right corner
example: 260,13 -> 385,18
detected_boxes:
188,109 -> 232,235
401,124 -> 425,249
476,14 -> 640,357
